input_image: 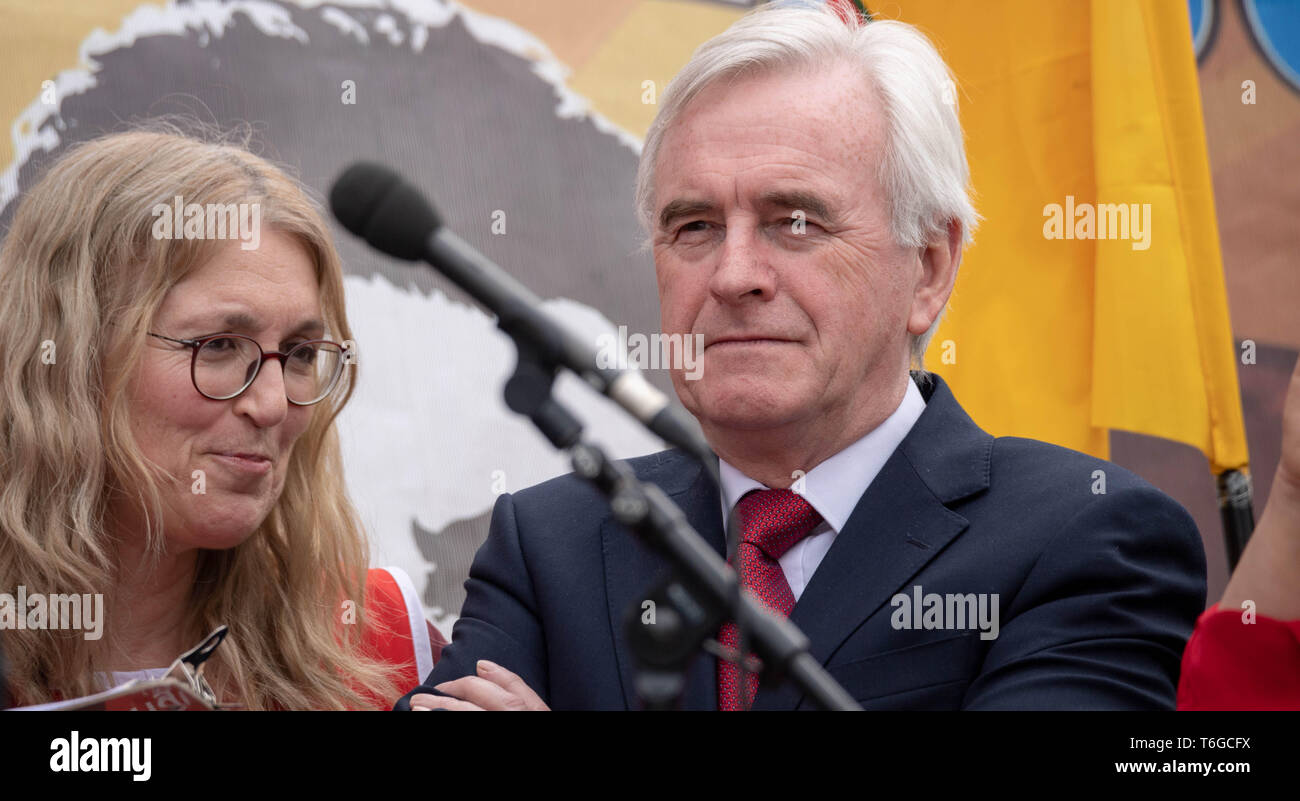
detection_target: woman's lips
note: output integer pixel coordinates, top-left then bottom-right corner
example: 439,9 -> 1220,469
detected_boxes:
210,452 -> 272,475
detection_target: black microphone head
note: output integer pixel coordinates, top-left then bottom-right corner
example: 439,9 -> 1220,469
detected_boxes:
330,162 -> 442,261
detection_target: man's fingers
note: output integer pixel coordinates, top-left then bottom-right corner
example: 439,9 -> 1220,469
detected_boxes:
434,675 -> 528,711
474,660 -> 550,711
425,662 -> 550,710
409,692 -> 482,711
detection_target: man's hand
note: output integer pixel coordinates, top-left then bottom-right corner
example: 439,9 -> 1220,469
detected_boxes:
410,660 -> 550,711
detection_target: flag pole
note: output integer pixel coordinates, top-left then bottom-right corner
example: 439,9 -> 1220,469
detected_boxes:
1217,468 -> 1255,571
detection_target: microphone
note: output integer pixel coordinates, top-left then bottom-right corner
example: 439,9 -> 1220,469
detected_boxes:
329,162 -> 718,478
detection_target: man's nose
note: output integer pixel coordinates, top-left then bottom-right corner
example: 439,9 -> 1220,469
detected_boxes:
232,356 -> 290,427
708,223 -> 775,303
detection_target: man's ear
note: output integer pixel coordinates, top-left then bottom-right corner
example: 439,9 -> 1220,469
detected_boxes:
907,219 -> 963,337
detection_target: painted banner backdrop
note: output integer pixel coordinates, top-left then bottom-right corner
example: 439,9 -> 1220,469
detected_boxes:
1,0 -> 1295,623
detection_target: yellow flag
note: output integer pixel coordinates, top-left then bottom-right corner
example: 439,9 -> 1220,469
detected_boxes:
886,0 -> 1250,474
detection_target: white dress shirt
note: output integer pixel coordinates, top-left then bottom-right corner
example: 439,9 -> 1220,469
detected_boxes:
718,377 -> 927,601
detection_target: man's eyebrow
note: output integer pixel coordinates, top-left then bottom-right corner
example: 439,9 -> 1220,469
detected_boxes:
757,190 -> 836,223
657,199 -> 717,231
657,192 -> 838,231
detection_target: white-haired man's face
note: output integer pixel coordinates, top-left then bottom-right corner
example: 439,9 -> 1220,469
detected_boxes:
652,62 -> 952,461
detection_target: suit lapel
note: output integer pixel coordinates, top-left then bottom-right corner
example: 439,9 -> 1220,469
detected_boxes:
753,372 -> 993,710
603,453 -> 725,710
751,453 -> 970,709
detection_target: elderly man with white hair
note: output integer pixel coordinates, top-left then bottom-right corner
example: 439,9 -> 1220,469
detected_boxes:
399,2 -> 1204,711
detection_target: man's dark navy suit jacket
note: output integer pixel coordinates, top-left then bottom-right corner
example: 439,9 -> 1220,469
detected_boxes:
397,372 -> 1207,710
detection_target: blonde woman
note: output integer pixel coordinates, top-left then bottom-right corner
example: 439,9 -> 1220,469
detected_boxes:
0,127 -> 443,709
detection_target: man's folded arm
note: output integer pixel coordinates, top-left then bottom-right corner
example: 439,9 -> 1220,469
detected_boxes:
962,485 -> 1207,710
394,492 -> 548,710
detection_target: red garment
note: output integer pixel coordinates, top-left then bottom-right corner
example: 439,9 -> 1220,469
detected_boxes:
1177,602 -> 1300,710
358,566 -> 447,710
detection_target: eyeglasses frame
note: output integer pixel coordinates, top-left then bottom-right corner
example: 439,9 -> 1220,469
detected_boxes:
147,331 -> 349,406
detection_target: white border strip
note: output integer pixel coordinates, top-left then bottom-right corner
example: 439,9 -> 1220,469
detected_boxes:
380,564 -> 436,681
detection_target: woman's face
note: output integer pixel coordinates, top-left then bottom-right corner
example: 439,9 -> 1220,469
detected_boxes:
124,230 -> 324,552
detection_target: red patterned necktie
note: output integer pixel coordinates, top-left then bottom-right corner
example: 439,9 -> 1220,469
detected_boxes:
717,488 -> 823,711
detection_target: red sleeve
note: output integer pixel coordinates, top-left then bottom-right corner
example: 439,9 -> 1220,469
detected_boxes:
359,567 -> 448,709
1177,602 -> 1300,710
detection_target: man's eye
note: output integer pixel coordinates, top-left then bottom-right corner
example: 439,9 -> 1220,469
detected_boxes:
780,217 -> 820,230
677,220 -> 711,234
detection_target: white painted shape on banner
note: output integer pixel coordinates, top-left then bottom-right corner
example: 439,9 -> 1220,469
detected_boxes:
320,7 -> 371,44
336,273 -> 664,628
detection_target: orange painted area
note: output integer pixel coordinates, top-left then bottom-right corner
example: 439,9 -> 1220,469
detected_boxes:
460,0 -> 643,74
567,0 -> 746,139
0,0 -> 154,169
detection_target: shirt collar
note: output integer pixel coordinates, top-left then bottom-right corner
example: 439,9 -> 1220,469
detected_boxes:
718,376 -> 927,533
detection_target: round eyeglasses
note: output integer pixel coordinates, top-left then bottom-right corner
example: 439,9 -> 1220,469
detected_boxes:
148,332 -> 348,406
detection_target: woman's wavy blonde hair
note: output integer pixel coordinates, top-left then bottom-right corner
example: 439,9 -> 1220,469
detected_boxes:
0,123 -> 400,709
